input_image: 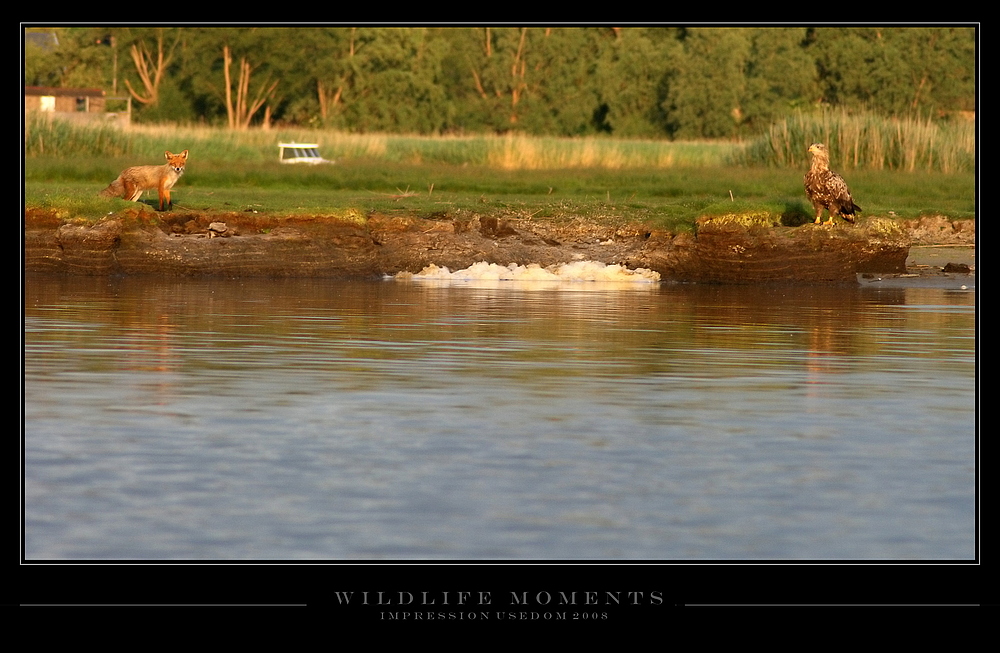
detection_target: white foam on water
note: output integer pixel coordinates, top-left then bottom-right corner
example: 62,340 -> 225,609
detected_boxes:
394,260 -> 660,289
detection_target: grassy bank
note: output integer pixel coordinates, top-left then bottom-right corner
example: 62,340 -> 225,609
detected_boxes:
23,116 -> 976,230
25,110 -> 974,172
24,116 -> 737,168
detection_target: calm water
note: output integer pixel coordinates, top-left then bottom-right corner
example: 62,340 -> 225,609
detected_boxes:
23,274 -> 977,560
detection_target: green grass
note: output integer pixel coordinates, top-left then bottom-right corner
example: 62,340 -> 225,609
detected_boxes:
24,116 -> 737,168
24,118 -> 975,232
25,157 -> 975,232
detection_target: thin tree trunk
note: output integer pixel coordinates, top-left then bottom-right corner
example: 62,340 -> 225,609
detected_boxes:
223,45 -> 235,128
222,45 -> 278,130
124,29 -> 179,106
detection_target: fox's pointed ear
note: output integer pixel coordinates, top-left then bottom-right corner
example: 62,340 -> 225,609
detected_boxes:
180,150 -> 188,159
164,151 -> 173,159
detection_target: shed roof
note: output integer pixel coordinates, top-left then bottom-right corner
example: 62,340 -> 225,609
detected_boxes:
25,86 -> 105,97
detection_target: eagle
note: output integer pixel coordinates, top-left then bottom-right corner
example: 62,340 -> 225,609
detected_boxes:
804,143 -> 861,225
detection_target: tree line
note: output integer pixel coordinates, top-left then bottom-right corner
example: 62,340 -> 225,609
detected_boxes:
24,26 -> 976,139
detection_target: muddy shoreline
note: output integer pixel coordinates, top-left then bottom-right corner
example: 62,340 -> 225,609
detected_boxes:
24,209 -> 974,284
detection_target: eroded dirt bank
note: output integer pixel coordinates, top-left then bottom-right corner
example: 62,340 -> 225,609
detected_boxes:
24,209 -> 972,283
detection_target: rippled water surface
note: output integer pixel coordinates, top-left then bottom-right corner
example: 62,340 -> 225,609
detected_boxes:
23,275 -> 977,559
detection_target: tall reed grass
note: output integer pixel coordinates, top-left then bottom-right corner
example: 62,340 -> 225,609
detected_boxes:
735,108 -> 975,173
484,134 -> 732,169
25,111 -> 975,173
24,113 -> 135,157
24,118 -> 735,169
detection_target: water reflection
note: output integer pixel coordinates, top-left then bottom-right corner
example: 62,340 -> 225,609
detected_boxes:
23,275 -> 975,559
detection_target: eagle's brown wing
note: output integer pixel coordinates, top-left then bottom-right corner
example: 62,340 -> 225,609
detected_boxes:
805,169 -> 860,222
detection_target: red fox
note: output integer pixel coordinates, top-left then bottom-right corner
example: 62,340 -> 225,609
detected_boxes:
100,150 -> 189,211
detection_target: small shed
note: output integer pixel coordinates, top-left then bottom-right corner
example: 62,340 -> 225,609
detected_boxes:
24,86 -> 130,126
25,86 -> 105,114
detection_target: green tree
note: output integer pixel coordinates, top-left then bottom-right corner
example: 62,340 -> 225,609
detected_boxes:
519,27 -> 610,136
23,25 -> 975,136
443,27 -> 611,136
451,26 -> 535,131
175,28 -> 289,128
876,27 -> 976,114
350,27 -> 449,133
24,29 -> 63,87
298,27 -> 449,133
741,27 -> 818,130
810,26 -> 976,116
662,27 -> 752,138
592,27 -> 682,137
24,27 -> 112,88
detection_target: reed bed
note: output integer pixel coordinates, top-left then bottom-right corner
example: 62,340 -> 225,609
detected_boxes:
24,117 -> 735,170
24,113 -> 135,158
26,112 -> 973,173
735,108 -> 975,173
484,134 -> 732,170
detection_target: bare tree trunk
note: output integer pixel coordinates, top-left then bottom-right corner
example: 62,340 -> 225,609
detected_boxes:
222,45 -> 278,130
467,27 -> 531,123
470,68 -> 488,99
317,80 -> 329,120
124,29 -> 180,106
509,28 -> 528,124
317,30 -> 353,122
223,45 -> 235,128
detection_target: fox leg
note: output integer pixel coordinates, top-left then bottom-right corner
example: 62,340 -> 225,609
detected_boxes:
123,181 -> 144,202
158,186 -> 171,210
